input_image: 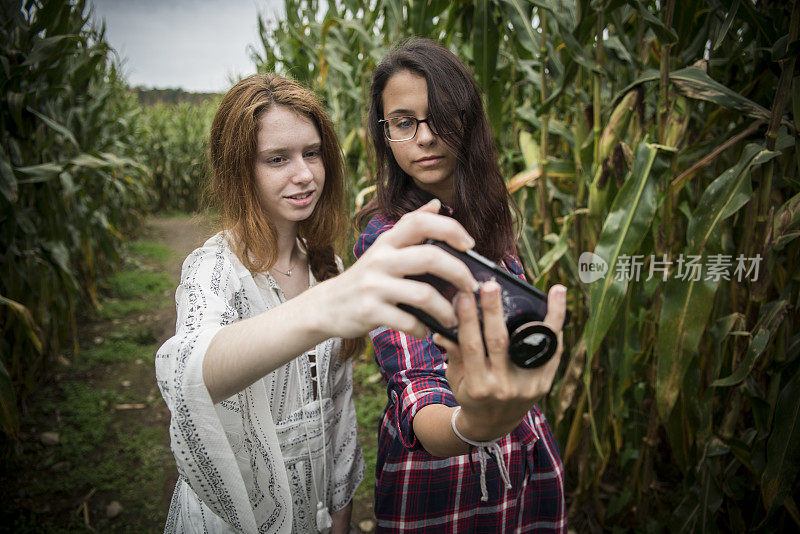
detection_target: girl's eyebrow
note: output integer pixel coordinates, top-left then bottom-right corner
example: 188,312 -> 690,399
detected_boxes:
386,108 -> 417,117
258,141 -> 321,155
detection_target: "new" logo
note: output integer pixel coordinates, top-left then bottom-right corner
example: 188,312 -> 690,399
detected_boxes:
578,252 -> 608,284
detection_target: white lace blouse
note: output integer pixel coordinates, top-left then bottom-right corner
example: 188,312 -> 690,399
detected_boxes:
155,232 -> 364,533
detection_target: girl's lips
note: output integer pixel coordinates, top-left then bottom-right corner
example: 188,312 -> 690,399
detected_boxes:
284,190 -> 315,207
415,156 -> 444,168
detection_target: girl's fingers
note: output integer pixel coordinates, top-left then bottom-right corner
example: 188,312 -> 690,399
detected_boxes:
382,278 -> 459,330
478,280 -> 509,366
377,304 -> 430,340
416,198 -> 442,214
385,244 -> 477,294
542,285 -> 567,334
378,208 -> 475,252
433,333 -> 458,363
433,332 -> 455,348
454,290 -> 487,368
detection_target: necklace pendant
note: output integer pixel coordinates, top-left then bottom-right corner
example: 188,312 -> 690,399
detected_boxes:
285,267 -> 293,276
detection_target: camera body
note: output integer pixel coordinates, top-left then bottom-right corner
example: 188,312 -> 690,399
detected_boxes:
398,240 -> 570,368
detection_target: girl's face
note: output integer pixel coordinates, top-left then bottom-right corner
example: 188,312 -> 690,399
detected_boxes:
254,105 -> 325,234
381,70 -> 457,205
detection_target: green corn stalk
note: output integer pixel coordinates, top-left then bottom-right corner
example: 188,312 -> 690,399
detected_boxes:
1,0 -> 150,444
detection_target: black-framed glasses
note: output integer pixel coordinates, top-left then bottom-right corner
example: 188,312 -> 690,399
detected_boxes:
378,116 -> 441,142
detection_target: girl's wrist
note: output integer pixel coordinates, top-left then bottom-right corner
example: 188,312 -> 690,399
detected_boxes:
303,280 -> 339,340
454,406 -> 510,443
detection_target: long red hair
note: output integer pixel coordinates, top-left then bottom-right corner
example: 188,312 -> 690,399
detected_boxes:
208,73 -> 362,357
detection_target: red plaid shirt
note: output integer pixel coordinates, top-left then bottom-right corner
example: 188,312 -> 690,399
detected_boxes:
355,215 -> 566,533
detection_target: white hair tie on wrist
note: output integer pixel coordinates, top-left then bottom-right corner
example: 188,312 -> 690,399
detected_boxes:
450,406 -> 513,502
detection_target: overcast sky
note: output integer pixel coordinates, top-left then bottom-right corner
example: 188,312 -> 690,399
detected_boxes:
88,0 -> 285,92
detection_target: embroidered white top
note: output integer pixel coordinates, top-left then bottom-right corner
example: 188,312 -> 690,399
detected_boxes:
155,232 -> 364,533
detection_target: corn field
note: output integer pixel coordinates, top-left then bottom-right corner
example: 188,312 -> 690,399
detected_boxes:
0,0 -> 217,454
0,0 -> 148,443
2,0 -> 799,531
142,100 -> 218,213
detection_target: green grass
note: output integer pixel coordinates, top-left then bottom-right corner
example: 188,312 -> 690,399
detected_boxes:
152,210 -> 196,220
37,382 -> 114,465
96,298 -> 156,319
97,265 -> 172,320
126,240 -> 173,262
77,326 -> 158,367
81,339 -> 158,365
2,226 -> 177,532
352,357 -> 386,508
108,271 -> 172,299
14,377 -> 173,531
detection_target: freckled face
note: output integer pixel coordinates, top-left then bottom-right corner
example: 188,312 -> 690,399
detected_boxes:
254,106 -> 325,229
381,70 -> 456,204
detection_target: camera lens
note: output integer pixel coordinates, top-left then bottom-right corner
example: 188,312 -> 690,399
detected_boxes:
508,322 -> 557,368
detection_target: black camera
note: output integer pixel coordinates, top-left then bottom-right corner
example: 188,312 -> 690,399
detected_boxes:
398,240 -> 570,368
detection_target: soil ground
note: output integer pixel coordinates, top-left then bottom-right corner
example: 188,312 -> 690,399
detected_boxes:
1,214 -> 380,532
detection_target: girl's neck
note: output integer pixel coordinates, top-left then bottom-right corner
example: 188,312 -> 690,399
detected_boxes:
413,177 -> 455,207
273,221 -> 300,267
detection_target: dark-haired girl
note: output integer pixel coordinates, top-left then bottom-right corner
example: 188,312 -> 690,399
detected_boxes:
155,73 -> 483,533
356,38 -> 568,532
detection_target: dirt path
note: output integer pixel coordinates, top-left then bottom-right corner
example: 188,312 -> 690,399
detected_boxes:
142,214 -> 216,522
0,214 -> 217,532
144,215 -> 216,344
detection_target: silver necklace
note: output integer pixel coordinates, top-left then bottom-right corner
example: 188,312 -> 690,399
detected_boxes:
272,249 -> 297,277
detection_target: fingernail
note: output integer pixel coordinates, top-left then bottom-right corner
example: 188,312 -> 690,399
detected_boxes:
465,236 -> 475,249
428,198 -> 441,211
483,279 -> 500,295
558,286 -> 566,302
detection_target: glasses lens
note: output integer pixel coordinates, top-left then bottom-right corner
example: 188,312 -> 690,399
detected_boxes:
385,117 -> 417,141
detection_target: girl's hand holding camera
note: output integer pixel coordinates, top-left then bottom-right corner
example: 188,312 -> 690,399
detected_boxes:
434,281 -> 567,444
320,199 -> 478,340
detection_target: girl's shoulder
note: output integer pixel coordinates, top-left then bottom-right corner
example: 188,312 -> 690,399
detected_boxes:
185,231 -> 233,263
354,213 -> 397,258
361,213 -> 396,234
502,250 -> 526,280
180,231 -> 251,282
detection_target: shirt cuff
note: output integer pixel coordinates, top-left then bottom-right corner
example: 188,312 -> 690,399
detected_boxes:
395,385 -> 459,451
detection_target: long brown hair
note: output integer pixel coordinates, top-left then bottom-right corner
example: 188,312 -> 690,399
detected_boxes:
358,38 -> 520,263
208,73 -> 363,357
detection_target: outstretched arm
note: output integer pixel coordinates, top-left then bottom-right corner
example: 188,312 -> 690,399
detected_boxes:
413,281 -> 567,457
202,199 -> 479,403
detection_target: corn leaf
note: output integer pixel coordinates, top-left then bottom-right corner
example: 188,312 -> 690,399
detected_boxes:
584,141 -> 659,358
26,107 -> 80,148
656,144 -> 779,419
0,358 -> 18,440
762,369 -> 800,512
